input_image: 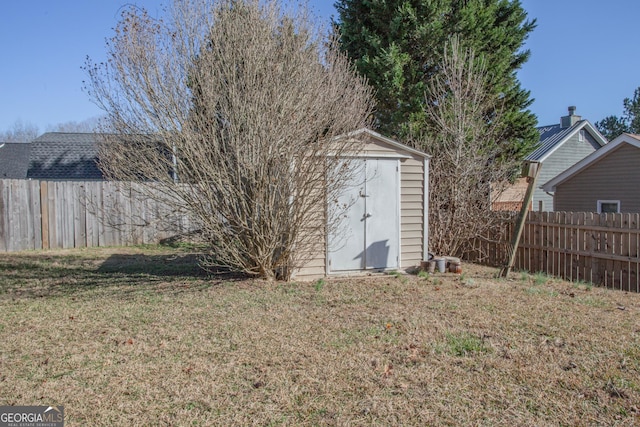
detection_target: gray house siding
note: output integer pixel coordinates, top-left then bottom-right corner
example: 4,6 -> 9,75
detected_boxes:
554,143 -> 640,212
534,131 -> 601,211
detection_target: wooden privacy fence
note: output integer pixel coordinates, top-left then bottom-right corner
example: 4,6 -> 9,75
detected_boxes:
0,179 -> 195,252
476,211 -> 640,292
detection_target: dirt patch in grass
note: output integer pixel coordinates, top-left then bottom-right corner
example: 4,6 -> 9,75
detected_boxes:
0,248 -> 639,425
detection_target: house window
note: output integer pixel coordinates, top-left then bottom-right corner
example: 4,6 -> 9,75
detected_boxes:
597,200 -> 620,213
578,129 -> 586,142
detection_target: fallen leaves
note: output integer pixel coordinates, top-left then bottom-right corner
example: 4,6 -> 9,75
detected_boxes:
383,363 -> 393,378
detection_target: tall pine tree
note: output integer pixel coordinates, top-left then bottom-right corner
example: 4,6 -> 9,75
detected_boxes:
335,0 -> 539,159
595,87 -> 640,141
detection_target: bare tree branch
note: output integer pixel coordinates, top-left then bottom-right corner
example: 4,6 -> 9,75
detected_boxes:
84,0 -> 374,280
0,120 -> 39,143
410,35 -> 518,258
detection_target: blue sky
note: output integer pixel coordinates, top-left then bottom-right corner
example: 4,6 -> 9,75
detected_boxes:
1,1 -> 639,133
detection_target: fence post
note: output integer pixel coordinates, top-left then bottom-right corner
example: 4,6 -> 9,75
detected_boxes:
500,161 -> 541,277
40,181 -> 49,250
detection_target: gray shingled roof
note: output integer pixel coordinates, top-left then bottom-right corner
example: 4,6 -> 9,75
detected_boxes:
526,121 -> 585,161
27,132 -> 104,180
0,142 -> 31,179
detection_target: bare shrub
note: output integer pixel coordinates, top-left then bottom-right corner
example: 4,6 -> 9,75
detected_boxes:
84,0 -> 374,280
410,36 -> 520,258
0,120 -> 39,143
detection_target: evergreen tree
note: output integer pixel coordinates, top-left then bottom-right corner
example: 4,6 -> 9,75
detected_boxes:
596,87 -> 640,140
335,0 -> 539,158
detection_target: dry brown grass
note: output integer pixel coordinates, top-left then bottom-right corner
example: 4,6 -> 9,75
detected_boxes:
0,246 -> 639,426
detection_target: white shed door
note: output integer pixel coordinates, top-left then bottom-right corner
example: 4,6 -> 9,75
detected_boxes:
328,158 -> 399,272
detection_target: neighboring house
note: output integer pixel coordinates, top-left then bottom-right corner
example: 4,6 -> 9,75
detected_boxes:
0,142 -> 30,179
493,106 -> 608,211
542,133 -> 640,213
27,132 -> 104,180
0,133 -> 104,181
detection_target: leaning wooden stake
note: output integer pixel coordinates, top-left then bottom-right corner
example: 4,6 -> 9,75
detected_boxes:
500,161 -> 541,278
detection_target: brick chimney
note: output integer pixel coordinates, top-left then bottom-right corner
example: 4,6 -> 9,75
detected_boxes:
560,106 -> 581,128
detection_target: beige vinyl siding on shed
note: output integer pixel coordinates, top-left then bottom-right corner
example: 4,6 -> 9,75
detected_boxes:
554,144 -> 640,213
400,158 -> 425,268
361,136 -> 401,154
294,203 -> 328,279
534,131 -> 601,211
291,175 -> 328,281
295,252 -> 326,279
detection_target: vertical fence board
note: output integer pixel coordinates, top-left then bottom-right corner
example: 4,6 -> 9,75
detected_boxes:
86,182 -> 100,247
30,180 -> 42,250
577,212 -> 585,283
7,181 -> 15,251
611,213 -> 619,289
105,181 -> 118,247
593,213 -> 603,285
121,183 -> 133,246
47,182 -> 58,249
75,182 -> 87,248
5,181 -> 14,251
543,211 -> 550,274
118,182 -> 127,246
586,213 -> 595,285
621,213 -> 630,291
144,193 -> 157,245
97,183 -> 106,246
40,182 -> 49,249
606,213 -> 620,289
560,212 -> 567,281
10,180 -> 21,251
552,211 -> 559,278
0,181 -> 6,252
58,182 -> 68,248
111,182 -> 121,247
23,180 -> 34,250
632,214 -> 640,292
568,212 -> 575,282
64,182 -> 75,249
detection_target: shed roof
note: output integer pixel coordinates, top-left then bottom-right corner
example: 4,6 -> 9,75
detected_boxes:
27,132 -> 104,180
343,128 -> 431,159
0,142 -> 30,179
542,133 -> 640,192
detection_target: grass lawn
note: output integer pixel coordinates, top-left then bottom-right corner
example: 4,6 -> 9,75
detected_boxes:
0,246 -> 639,426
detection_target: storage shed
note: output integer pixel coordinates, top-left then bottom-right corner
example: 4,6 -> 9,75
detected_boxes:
294,128 -> 430,280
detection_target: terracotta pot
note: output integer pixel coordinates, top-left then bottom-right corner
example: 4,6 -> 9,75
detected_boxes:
449,263 -> 462,274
